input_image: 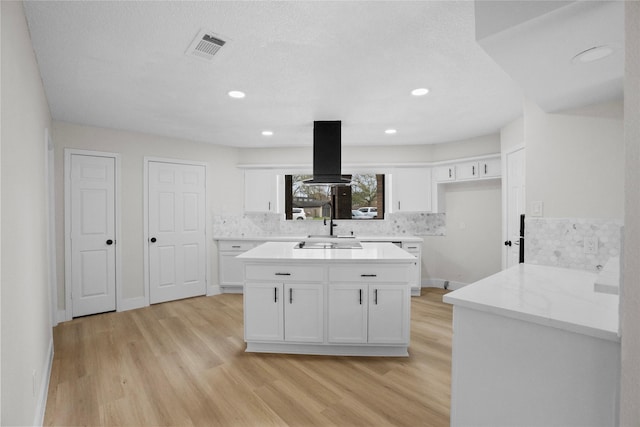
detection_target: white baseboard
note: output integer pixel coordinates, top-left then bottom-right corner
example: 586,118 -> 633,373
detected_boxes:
118,296 -> 146,312
33,336 -> 54,427
207,285 -> 222,296
423,278 -> 467,291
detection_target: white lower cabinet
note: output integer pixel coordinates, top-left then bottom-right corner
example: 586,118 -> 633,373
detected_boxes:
284,283 -> 324,343
328,283 -> 410,345
244,282 -> 284,341
367,284 -> 410,344
244,262 -> 412,356
328,284 -> 368,343
218,241 -> 258,293
244,282 -> 324,343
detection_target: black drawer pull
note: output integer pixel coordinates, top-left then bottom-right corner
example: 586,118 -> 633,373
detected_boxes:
275,272 -> 291,276
231,245 -> 241,249
360,274 -> 377,277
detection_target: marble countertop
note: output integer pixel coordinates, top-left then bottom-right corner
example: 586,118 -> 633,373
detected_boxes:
214,235 -> 423,243
237,241 -> 416,264
443,264 -> 620,342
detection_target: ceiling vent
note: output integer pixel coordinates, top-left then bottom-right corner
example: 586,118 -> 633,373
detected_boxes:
186,30 -> 226,61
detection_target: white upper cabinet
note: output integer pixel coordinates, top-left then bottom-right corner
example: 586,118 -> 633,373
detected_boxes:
392,167 -> 432,212
479,157 -> 501,178
456,161 -> 481,180
244,170 -> 280,213
434,165 -> 456,182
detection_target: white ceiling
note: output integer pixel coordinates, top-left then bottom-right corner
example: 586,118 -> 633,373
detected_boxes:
22,1 -> 622,148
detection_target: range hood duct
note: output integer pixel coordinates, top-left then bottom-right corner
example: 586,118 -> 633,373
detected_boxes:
304,121 -> 352,186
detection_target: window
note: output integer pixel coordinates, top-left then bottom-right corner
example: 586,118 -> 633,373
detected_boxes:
285,174 -> 385,220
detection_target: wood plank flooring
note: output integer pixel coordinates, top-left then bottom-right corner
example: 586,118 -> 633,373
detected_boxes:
44,288 -> 452,426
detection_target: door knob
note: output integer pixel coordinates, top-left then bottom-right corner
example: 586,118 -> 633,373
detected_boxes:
150,237 -> 157,243
106,239 -> 114,245
504,240 -> 512,247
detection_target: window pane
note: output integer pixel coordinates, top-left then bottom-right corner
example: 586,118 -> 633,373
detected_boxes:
286,174 -> 384,220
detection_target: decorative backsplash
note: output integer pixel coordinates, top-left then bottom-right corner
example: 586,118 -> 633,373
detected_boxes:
525,218 -> 622,272
213,212 -> 446,238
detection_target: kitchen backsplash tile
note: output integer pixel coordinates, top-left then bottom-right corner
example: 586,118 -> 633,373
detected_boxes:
525,218 -> 622,272
213,212 -> 446,238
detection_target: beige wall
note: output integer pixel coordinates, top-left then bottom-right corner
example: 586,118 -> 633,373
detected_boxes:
525,99 -> 624,219
1,1 -> 53,425
423,180 -> 502,285
621,1 -> 640,424
237,133 -> 501,166
53,122 -> 244,306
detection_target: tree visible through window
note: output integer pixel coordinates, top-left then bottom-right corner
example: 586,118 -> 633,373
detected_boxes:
285,174 -> 385,220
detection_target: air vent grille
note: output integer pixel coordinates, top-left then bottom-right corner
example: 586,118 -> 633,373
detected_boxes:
186,30 -> 227,61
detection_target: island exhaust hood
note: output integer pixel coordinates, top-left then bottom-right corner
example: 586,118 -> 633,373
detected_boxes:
303,121 -> 352,186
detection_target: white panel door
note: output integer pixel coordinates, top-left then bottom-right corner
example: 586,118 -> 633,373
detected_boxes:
505,148 -> 526,268
70,154 -> 116,317
368,285 -> 410,344
148,162 -> 206,304
284,283 -> 324,343
328,284 -> 368,343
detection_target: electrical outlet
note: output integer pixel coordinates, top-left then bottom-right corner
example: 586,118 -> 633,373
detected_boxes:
584,236 -> 598,254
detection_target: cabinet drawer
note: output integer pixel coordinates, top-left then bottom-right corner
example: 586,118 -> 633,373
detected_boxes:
219,241 -> 258,252
245,264 -> 325,282
329,265 -> 409,283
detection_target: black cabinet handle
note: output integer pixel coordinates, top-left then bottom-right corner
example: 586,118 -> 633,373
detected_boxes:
359,289 -> 362,305
150,237 -> 157,243
106,239 -> 114,245
275,272 -> 291,276
289,288 -> 293,304
449,168 -> 452,178
361,274 -> 377,277
504,240 -> 512,247
374,289 -> 378,305
484,164 -> 488,174
472,165 -> 476,175
274,287 -> 278,303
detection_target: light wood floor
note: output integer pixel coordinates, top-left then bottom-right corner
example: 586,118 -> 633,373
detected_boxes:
44,288 -> 452,426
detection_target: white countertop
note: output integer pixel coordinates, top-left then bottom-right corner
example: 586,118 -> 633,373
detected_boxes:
443,264 -> 620,342
237,241 -> 416,263
214,235 -> 423,243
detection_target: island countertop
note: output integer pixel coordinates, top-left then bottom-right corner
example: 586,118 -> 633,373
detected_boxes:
443,263 -> 620,342
236,241 -> 416,264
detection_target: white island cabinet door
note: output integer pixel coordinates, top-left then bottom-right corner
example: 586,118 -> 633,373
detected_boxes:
328,284 -> 368,343
368,285 -> 410,344
284,284 -> 324,343
244,283 -> 284,341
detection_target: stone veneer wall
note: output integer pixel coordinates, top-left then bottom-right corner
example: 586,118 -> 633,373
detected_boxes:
213,212 -> 446,238
525,218 -> 622,272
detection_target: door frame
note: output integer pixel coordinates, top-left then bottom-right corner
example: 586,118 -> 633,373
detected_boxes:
501,143 -> 526,270
45,129 -> 58,327
64,149 -> 121,321
143,157 -> 210,306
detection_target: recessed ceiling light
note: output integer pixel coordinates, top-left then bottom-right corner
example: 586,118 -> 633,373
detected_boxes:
228,90 -> 246,99
572,45 -> 614,64
411,88 -> 429,96
385,129 -> 397,135
261,130 -> 274,136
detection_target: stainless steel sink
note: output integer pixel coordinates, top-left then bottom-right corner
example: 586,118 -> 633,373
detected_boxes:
295,240 -> 362,249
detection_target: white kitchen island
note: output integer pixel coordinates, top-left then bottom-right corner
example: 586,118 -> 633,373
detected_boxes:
444,264 -> 620,427
237,241 -> 416,356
